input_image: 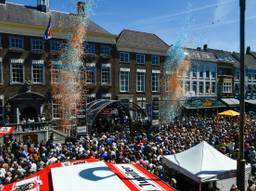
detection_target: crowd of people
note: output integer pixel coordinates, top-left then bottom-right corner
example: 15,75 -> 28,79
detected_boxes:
0,113 -> 256,190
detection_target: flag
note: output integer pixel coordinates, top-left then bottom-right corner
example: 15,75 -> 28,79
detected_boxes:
43,16 -> 53,40
0,126 -> 15,136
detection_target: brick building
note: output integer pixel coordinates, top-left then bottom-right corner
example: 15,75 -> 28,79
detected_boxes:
0,0 -> 116,128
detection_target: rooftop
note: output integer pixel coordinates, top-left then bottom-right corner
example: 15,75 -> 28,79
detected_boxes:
117,29 -> 169,54
0,2 -> 111,35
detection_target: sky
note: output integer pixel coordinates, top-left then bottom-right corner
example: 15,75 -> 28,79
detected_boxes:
8,0 -> 256,51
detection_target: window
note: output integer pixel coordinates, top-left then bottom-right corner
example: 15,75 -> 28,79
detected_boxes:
9,36 -> 24,49
248,85 -> 252,94
0,35 -> 2,48
137,97 -> 146,109
194,52 -> 201,59
254,73 -> 256,81
50,40 -> 61,51
0,58 -> 2,84
211,72 -> 216,79
235,84 -> 240,93
248,74 -> 252,82
192,66 -> 197,78
120,70 -> 129,92
223,82 -> 232,93
152,71 -> 160,92
185,81 -> 190,92
51,60 -> 62,84
206,82 -> 210,93
10,59 -> 24,83
192,81 -> 197,94
236,71 -> 240,80
212,82 -> 216,94
119,52 -> 129,63
199,82 -> 204,94
85,43 -> 96,54
199,71 -> 203,78
32,60 -> 44,84
136,71 -> 145,92
52,100 -> 61,119
100,45 -> 111,56
136,54 -> 145,64
101,93 -> 111,100
101,64 -> 111,85
86,64 -> 96,84
205,71 -> 210,79
152,97 -> 159,120
87,94 -> 96,103
152,55 -> 160,65
31,39 -> 44,51
0,96 -> 3,123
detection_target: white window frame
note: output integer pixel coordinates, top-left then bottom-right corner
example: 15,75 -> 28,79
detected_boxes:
136,54 -> 145,64
87,93 -> 96,103
152,55 -> 160,65
119,52 -> 130,63
51,60 -> 62,84
120,68 -> 130,93
52,100 -> 61,120
223,82 -> 232,93
9,36 -> 24,50
31,60 -> 45,84
86,63 -> 96,85
137,97 -> 146,109
101,93 -> 112,100
205,81 -> 211,94
152,70 -> 160,93
31,38 -> 44,51
101,64 -> 111,85
10,59 -> 25,84
136,70 -> 146,92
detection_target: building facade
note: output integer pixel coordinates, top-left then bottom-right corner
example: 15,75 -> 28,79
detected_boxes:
0,1 -> 116,130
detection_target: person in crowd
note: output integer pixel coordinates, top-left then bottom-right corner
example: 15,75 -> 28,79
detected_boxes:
0,113 -> 255,190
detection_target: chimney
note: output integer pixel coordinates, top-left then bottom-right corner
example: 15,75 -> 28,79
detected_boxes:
203,44 -> 208,51
0,0 -> 6,4
37,0 -> 49,12
246,46 -> 251,54
77,1 -> 85,16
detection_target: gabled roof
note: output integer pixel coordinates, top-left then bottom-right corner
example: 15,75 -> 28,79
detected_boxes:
184,48 -> 218,63
232,52 -> 256,69
162,141 -> 242,183
117,29 -> 169,55
207,48 -> 238,64
0,3 -> 111,35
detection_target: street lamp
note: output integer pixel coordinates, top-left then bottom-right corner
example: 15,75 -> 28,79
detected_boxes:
237,0 -> 246,191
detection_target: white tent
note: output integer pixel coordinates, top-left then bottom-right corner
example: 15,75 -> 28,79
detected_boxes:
162,141 -> 250,184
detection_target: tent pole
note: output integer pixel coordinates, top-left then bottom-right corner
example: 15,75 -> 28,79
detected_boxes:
199,183 -> 202,191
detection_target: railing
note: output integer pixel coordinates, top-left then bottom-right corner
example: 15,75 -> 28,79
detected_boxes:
5,122 -> 52,133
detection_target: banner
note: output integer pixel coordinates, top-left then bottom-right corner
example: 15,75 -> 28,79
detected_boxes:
0,127 -> 15,137
3,160 -> 174,191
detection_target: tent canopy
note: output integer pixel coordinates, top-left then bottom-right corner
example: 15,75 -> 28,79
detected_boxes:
162,141 -> 247,183
218,110 -> 240,117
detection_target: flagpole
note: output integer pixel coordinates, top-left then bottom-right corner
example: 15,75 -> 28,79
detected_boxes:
237,0 -> 246,190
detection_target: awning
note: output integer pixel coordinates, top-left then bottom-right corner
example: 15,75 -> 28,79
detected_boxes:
245,99 -> 256,105
183,97 -> 226,110
221,98 -> 240,106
